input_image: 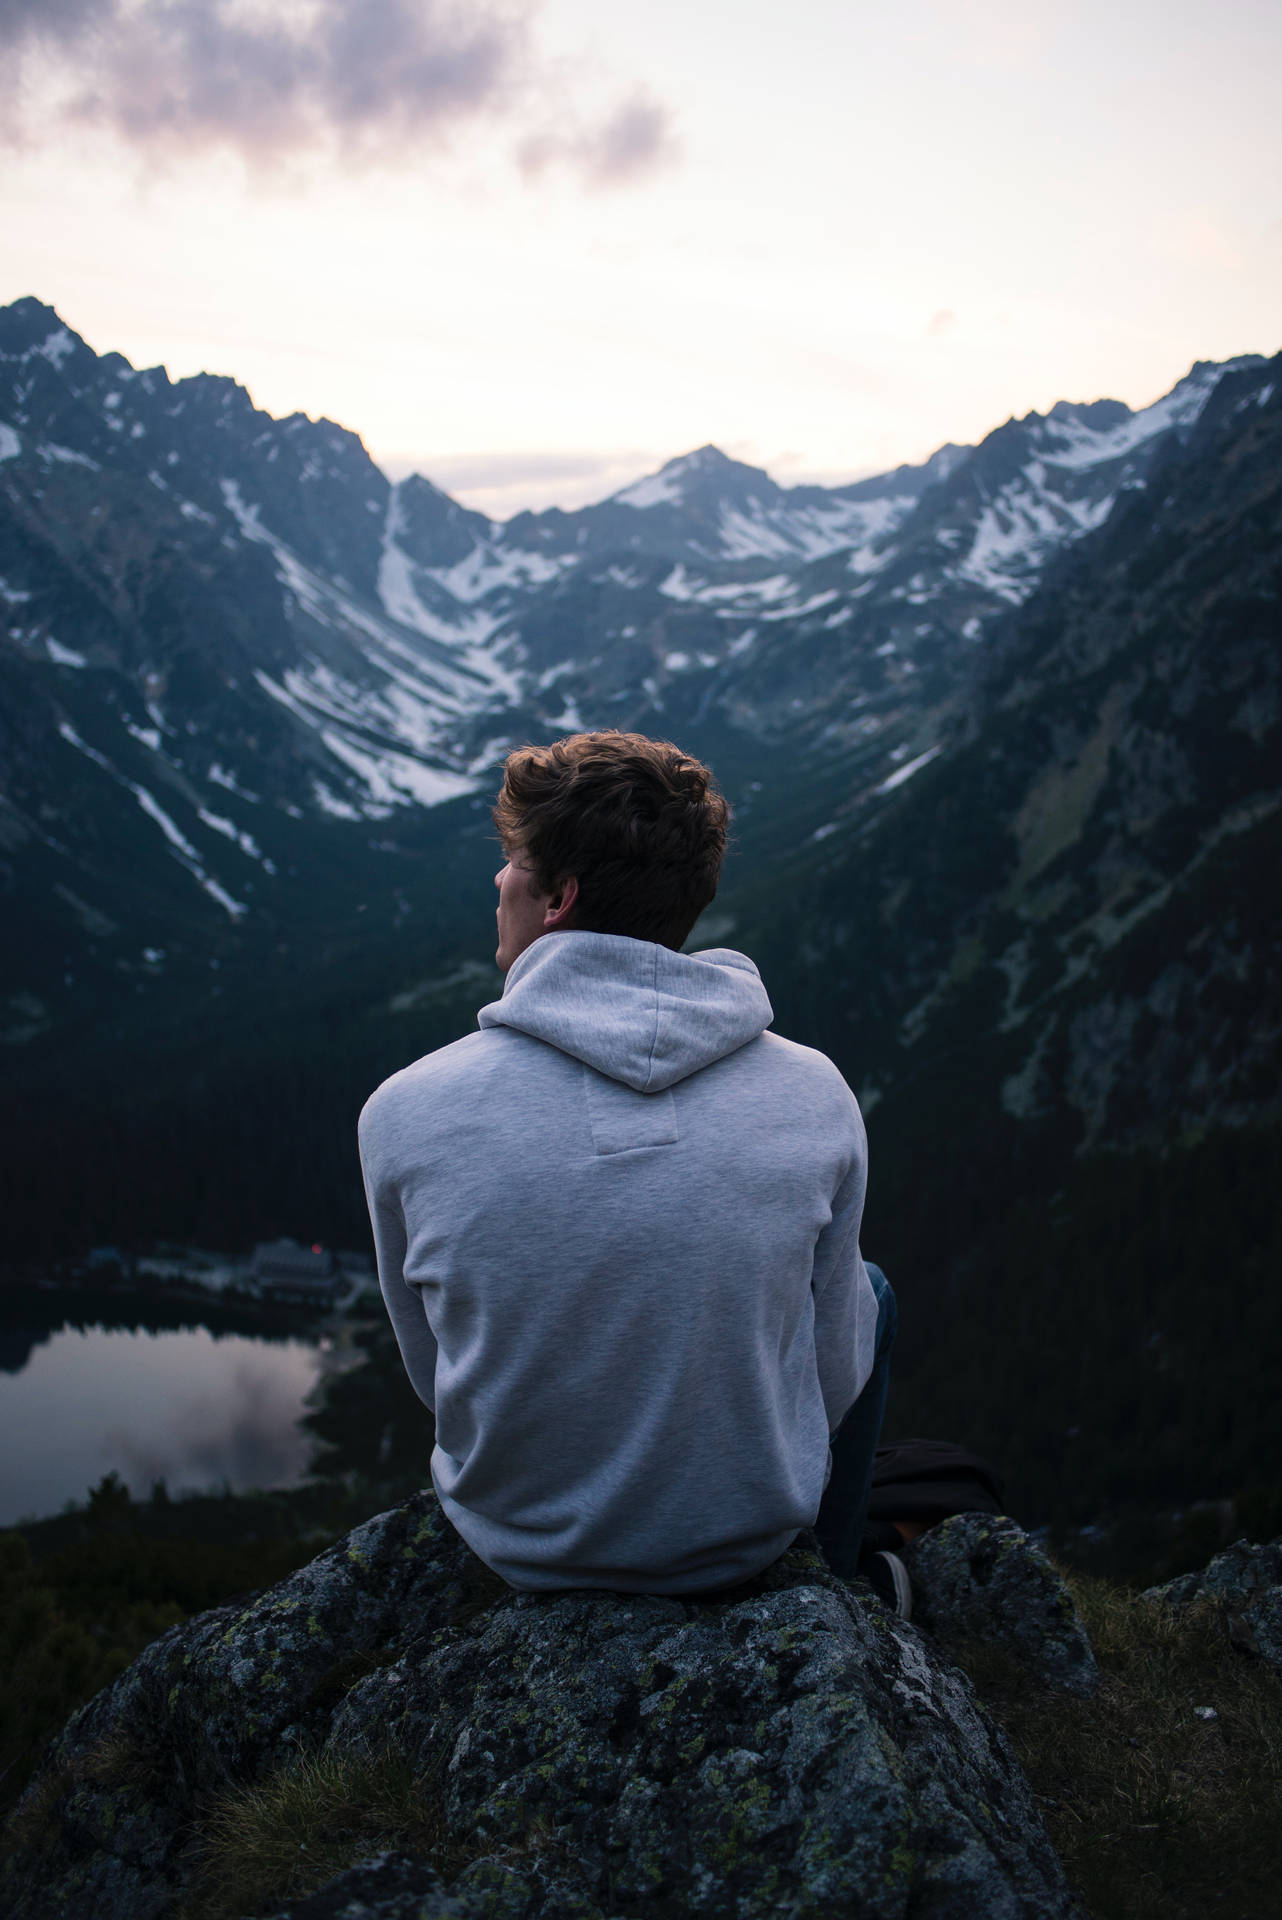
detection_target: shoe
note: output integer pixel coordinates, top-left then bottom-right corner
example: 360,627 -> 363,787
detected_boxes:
860,1548 -> 912,1620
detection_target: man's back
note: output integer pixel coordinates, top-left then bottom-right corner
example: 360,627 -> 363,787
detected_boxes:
359,931 -> 877,1592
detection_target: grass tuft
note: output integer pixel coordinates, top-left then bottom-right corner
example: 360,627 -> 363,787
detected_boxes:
180,1745 -> 459,1920
950,1573 -> 1282,1920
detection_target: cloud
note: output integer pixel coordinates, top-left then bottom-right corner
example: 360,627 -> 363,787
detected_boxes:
1,0 -> 520,156
403,447 -> 653,490
0,0 -> 105,42
518,91 -> 679,189
0,0 -> 677,187
927,309 -> 957,337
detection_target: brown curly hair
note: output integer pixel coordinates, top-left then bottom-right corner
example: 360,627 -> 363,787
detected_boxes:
492,731 -> 730,950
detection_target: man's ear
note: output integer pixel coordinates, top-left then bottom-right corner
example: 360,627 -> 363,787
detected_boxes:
543,875 -> 579,931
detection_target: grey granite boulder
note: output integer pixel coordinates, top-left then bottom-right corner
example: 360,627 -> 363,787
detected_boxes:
2,1499 -> 1081,1920
321,1570 -> 1079,1917
1144,1537 -> 1282,1667
902,1513 -> 1099,1695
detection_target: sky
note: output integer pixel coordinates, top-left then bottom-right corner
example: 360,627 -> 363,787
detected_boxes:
1,0 -> 1279,518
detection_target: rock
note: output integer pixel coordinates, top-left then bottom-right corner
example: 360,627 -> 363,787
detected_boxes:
2,1498 -> 1082,1920
1,1492 -> 478,1920
261,1851 -> 598,1920
902,1514 -> 1099,1695
1144,1538 -> 1282,1667
262,1853 -> 464,1919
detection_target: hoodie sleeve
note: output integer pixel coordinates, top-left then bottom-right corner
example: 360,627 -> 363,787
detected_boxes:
358,1093 -> 438,1413
808,1110 -> 877,1432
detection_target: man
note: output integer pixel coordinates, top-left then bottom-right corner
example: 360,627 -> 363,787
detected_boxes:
358,730 -> 903,1604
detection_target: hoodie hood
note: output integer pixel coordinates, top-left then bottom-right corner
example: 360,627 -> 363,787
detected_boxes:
478,932 -> 774,1092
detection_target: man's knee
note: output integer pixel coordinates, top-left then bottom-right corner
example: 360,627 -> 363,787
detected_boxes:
865,1262 -> 897,1353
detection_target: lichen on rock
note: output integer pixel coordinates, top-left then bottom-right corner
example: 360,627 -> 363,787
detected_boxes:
902,1513 -> 1099,1696
1145,1537 -> 1282,1668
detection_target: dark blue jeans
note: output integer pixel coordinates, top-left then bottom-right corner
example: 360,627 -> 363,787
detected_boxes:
813,1262 -> 896,1579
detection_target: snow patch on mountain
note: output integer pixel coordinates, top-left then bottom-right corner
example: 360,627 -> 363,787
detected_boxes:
197,808 -> 273,870
614,469 -> 683,510
370,493 -> 524,701
762,588 -> 840,623
253,666 -> 478,814
317,729 -> 477,811
132,784 -> 202,861
219,477 -> 265,539
378,489 -> 437,628
959,494 -> 1069,602
129,784 -> 249,917
943,371 -> 1248,601
876,745 -> 943,793
219,480 -> 520,801
610,450 -> 920,566
46,638 -> 87,667
57,721 -> 114,773
206,763 -> 260,802
380,486 -> 569,629
427,540 -> 571,602
34,327 -> 74,369
312,779 -> 363,820
612,447 -> 738,510
40,443 -> 99,470
715,493 -> 915,565
58,721 -> 247,917
1035,363 -> 1239,470
657,563 -> 700,601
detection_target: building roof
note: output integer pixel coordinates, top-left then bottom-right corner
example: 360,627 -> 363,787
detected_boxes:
251,1239 -> 336,1279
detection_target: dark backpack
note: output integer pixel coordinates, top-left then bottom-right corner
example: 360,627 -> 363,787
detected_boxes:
866,1438 -> 1005,1543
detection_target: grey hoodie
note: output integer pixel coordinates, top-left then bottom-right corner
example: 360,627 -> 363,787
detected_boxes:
358,931 -> 876,1592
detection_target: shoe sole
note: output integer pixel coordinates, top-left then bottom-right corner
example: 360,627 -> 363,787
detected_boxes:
884,1553 -> 912,1620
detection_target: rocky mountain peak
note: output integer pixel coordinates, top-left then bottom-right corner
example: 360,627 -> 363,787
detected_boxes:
0,296 -> 92,366
393,470 -> 493,569
1045,396 -> 1132,431
667,441 -> 732,470
611,442 -> 779,513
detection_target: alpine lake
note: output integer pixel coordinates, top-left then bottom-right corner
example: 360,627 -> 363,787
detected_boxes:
0,1273 -> 362,1527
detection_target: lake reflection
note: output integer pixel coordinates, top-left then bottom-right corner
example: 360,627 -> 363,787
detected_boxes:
0,1320 -> 324,1526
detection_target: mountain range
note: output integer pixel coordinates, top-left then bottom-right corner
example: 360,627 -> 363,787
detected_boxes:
2,296 -> 1279,1534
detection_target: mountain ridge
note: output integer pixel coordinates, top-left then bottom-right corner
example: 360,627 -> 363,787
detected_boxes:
2,294 -> 1275,1065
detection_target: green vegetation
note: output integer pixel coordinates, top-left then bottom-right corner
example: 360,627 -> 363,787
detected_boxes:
182,1748 -> 459,1920
952,1576 -> 1282,1920
0,1472 -> 362,1823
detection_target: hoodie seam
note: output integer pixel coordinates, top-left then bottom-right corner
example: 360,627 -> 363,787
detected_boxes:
479,935 -> 772,1091
643,941 -> 661,1093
